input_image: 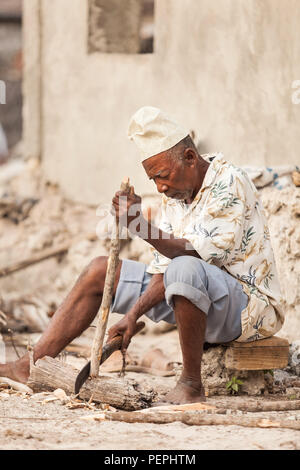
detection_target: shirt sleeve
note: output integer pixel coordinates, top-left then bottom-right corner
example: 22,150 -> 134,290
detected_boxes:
146,196 -> 173,274
183,171 -> 246,266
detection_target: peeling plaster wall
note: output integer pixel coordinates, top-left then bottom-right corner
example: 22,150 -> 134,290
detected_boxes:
23,0 -> 300,204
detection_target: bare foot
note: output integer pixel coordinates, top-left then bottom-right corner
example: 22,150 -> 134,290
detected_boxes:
0,356 -> 30,384
161,378 -> 206,405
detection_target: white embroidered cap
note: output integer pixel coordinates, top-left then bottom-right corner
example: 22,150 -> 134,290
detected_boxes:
128,106 -> 189,162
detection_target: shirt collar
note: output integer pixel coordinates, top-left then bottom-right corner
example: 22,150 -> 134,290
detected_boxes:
199,152 -> 225,192
181,152 -> 225,213
161,152 -> 225,212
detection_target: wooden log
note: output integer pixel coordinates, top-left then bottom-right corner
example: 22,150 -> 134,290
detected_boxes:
27,356 -> 155,411
103,410 -> 300,431
224,336 -> 289,370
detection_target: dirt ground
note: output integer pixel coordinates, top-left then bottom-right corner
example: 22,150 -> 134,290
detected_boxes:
1,326 -> 300,451
0,394 -> 299,450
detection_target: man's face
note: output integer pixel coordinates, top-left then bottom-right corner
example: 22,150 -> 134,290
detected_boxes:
142,151 -> 196,201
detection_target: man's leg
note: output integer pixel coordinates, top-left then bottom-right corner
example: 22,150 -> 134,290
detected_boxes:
160,256 -> 211,404
162,295 -> 206,404
160,255 -> 246,404
0,256 -> 122,384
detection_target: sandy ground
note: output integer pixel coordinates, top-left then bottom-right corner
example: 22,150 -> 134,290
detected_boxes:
1,392 -> 300,450
1,325 -> 300,451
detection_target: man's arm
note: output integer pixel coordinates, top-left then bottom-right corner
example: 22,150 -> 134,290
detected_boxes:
130,272 -> 165,321
112,189 -> 201,261
139,219 -> 201,259
107,273 -> 165,351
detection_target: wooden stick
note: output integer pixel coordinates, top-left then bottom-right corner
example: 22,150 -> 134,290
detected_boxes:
27,356 -> 155,411
0,243 -> 70,278
0,233 -> 97,278
105,364 -> 176,377
0,310 -> 7,326
222,400 -> 300,413
0,377 -> 33,394
90,178 -> 131,378
7,329 -> 21,359
103,410 -> 300,431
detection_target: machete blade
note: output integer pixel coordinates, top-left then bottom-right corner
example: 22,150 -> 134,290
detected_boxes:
74,361 -> 91,395
74,321 -> 145,395
74,335 -> 123,395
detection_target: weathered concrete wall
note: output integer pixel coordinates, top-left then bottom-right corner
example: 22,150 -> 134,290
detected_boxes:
23,0 -> 41,161
23,0 -> 300,205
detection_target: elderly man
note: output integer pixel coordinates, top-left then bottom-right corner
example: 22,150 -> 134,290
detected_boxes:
0,107 -> 284,404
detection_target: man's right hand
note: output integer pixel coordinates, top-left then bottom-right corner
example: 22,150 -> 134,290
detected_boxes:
107,314 -> 145,353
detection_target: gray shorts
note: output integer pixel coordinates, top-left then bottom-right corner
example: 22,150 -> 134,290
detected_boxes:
111,256 -> 249,343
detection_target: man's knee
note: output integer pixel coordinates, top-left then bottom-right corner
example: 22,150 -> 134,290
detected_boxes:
164,256 -> 206,288
87,256 -> 108,277
81,256 -> 108,293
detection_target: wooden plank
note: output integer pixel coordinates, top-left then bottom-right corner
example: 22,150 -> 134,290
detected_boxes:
224,336 -> 289,370
227,337 -> 289,348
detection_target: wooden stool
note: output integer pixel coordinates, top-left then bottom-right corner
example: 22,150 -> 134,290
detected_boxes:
223,336 -> 289,370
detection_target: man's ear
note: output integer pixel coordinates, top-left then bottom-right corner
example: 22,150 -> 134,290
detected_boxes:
183,148 -> 197,166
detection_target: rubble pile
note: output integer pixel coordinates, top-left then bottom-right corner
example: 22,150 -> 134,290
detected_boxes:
260,186 -> 300,341
200,340 -> 300,397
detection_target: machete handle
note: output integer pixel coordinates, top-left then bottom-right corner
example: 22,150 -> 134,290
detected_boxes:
100,335 -> 123,365
74,322 -> 145,395
103,320 -> 145,360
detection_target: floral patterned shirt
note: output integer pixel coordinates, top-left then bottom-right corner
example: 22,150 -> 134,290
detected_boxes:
146,153 -> 285,342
